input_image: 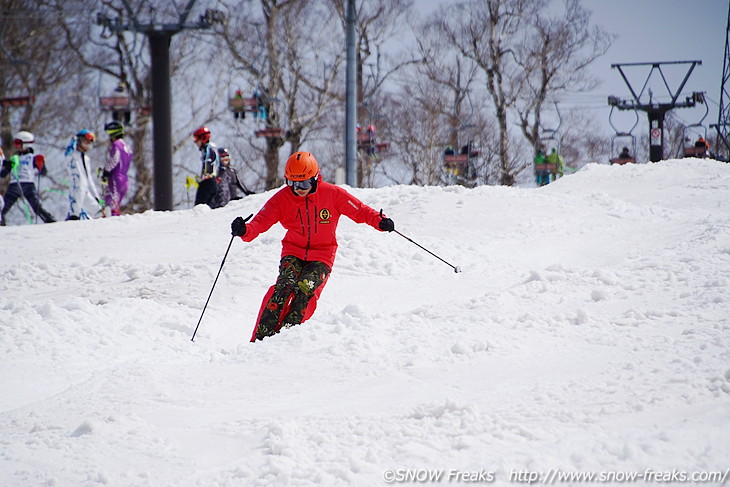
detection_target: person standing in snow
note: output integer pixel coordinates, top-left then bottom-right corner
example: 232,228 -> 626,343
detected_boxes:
100,121 -> 132,216
211,151 -> 231,209
215,147 -> 252,205
230,151 -> 395,341
65,129 -> 103,220
0,131 -> 56,225
192,126 -> 221,208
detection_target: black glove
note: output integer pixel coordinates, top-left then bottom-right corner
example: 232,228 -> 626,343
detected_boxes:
378,209 -> 395,232
231,216 -> 247,237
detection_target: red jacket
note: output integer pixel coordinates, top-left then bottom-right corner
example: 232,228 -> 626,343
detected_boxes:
242,178 -> 384,268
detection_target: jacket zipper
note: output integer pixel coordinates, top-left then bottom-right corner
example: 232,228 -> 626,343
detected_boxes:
304,196 -> 312,260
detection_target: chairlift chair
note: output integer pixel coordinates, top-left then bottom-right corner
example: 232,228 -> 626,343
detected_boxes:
608,105 -> 638,165
98,82 -> 133,124
356,116 -> 390,156
610,133 -> 637,165
255,127 -> 285,138
681,92 -> 709,158
441,89 -> 481,186
538,102 -> 562,176
99,95 -> 132,124
229,82 -> 277,124
682,125 -> 709,158
229,96 -> 258,115
0,95 -> 33,107
443,123 -> 480,186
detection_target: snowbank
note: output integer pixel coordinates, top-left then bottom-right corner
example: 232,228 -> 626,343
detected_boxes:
1,159 -> 729,486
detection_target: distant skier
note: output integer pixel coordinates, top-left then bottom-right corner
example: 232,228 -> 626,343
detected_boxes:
192,126 -> 221,208
101,121 -> 133,216
65,129 -> 103,220
0,131 -> 56,225
230,151 -> 395,341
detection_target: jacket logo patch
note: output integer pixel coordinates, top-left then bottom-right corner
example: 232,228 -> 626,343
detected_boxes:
319,208 -> 331,223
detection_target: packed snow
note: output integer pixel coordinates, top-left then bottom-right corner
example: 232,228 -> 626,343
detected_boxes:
1,159 -> 729,487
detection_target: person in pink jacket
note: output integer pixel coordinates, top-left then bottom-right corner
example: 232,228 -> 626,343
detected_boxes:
101,121 -> 132,216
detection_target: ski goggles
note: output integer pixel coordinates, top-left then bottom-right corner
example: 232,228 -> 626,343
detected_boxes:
79,131 -> 96,143
286,178 -> 313,190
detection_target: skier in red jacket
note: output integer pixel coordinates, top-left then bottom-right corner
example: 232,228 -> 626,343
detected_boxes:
231,151 -> 395,341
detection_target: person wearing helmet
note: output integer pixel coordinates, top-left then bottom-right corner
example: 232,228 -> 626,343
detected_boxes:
0,131 -> 56,225
230,151 -> 395,341
65,129 -> 103,220
101,121 -> 133,216
192,126 -> 221,208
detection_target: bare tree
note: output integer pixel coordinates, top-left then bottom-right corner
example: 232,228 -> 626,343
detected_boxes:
52,0 -> 194,213
0,0 -> 87,217
217,0 -> 344,189
514,0 -> 612,158
557,107 -> 610,169
331,0 -> 420,187
392,15 -> 486,186
385,81 -> 446,186
663,112 -> 693,160
49,0 -> 235,212
436,0 -> 540,186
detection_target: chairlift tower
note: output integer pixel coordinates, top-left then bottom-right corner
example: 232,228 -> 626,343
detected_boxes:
711,2 -> 730,161
345,0 -> 357,186
608,60 -> 702,162
97,1 -> 224,211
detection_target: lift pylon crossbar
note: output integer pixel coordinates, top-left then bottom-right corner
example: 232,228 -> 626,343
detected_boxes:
608,60 -> 703,162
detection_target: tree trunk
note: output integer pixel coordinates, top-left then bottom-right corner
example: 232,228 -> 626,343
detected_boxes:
496,105 -> 513,186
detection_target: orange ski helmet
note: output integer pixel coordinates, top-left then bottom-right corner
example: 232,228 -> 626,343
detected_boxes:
285,151 -> 319,181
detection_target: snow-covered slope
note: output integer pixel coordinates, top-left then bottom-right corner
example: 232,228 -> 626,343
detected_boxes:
1,159 -> 729,486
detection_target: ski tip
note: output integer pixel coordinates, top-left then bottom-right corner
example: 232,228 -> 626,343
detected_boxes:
454,266 -> 462,274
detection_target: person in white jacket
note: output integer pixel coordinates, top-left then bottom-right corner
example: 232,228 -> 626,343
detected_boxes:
0,131 -> 55,225
65,129 -> 103,220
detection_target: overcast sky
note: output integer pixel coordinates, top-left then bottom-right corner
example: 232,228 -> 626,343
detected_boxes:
415,0 -> 727,137
584,0 -> 726,130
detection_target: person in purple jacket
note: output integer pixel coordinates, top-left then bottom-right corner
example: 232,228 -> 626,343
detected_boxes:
101,121 -> 132,216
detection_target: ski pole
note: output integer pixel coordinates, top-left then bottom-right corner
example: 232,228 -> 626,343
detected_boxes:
191,214 -> 252,341
393,229 -> 462,274
36,174 -> 41,224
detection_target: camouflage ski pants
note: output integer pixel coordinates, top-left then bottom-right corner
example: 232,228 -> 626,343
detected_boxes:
256,255 -> 330,340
